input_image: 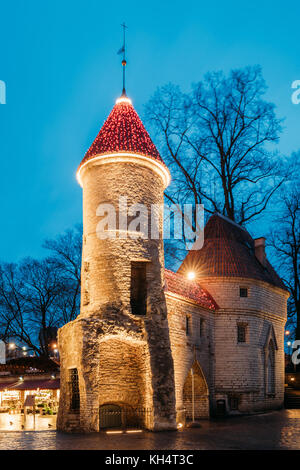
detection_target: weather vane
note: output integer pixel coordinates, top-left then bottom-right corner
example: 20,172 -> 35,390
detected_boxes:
117,22 -> 128,95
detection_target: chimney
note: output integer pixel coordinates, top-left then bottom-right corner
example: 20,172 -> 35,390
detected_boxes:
254,237 -> 266,267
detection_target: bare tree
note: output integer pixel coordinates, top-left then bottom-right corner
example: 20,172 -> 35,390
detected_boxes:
0,226 -> 82,356
145,66 -> 285,226
0,258 -> 63,356
43,225 -> 82,324
269,177 -> 300,341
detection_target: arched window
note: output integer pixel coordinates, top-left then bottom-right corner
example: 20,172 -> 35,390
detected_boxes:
183,361 -> 209,420
266,340 -> 275,395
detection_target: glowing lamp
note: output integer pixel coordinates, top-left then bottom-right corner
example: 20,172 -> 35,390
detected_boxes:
115,96 -> 132,105
287,341 -> 292,346
187,271 -> 196,281
285,331 -> 290,336
177,422 -> 183,429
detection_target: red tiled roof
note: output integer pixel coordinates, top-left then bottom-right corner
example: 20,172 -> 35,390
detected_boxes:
164,269 -> 218,310
178,213 -> 287,291
79,98 -> 166,169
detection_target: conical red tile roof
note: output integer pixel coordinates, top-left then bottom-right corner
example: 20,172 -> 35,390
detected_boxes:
79,97 -> 166,169
178,213 -> 287,291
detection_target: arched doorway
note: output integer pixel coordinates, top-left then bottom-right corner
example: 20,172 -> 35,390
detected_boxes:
263,325 -> 278,397
99,404 -> 122,429
183,361 -> 209,420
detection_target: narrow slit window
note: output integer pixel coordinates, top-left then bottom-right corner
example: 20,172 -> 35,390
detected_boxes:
237,324 -> 247,343
229,396 -> 239,410
186,316 -> 191,336
199,318 -> 204,337
69,368 -> 80,411
267,340 -> 275,395
130,262 -> 147,316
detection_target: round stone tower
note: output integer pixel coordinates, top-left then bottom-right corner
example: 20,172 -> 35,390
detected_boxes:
77,95 -> 170,317
57,94 -> 177,432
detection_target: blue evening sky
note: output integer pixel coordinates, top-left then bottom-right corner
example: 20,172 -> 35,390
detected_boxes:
0,0 -> 299,262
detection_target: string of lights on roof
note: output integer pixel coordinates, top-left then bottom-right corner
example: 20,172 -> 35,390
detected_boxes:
81,100 -> 164,166
115,96 -> 132,104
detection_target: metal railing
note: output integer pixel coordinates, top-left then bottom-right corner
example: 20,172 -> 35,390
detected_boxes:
99,406 -> 153,430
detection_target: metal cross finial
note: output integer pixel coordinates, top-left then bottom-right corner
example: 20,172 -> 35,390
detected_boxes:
121,22 -> 127,52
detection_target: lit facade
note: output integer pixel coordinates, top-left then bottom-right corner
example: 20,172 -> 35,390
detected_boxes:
57,95 -> 288,432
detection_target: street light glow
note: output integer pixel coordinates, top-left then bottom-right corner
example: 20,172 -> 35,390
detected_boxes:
187,271 -> 196,280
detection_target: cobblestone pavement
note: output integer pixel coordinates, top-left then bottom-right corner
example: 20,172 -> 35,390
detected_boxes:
0,410 -> 299,450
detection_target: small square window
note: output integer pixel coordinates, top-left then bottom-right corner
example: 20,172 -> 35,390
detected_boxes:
237,324 -> 247,343
240,287 -> 248,298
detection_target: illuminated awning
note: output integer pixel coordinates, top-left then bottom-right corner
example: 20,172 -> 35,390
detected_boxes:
0,379 -> 59,391
0,382 -> 19,391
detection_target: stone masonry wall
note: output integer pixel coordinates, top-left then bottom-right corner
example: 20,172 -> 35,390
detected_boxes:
199,277 -> 288,415
166,294 -> 212,419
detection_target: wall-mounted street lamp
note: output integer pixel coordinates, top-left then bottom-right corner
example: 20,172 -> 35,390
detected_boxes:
187,271 -> 196,281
